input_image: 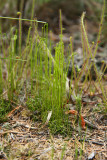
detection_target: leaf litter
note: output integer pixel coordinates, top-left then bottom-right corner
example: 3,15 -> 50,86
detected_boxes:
0,1 -> 107,159
0,99 -> 106,160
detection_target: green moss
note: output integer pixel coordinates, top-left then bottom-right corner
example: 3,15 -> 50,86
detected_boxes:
0,99 -> 13,122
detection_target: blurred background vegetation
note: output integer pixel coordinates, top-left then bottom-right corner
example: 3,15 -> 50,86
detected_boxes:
0,0 -> 106,45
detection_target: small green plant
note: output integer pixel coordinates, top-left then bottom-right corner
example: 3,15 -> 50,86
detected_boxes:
0,99 -> 13,122
60,143 -> 66,160
75,95 -> 82,129
0,0 -> 106,134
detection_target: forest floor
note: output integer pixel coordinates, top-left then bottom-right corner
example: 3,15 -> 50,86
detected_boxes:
0,98 -> 106,159
0,1 -> 107,159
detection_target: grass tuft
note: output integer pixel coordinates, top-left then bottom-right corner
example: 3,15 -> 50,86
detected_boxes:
0,0 -> 106,135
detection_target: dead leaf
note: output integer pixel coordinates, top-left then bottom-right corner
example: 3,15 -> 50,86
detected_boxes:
45,111 -> 52,125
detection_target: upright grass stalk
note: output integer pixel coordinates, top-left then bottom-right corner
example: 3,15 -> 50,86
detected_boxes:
60,143 -> 66,160
0,60 -> 3,94
31,0 -> 35,26
17,12 -> 22,57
